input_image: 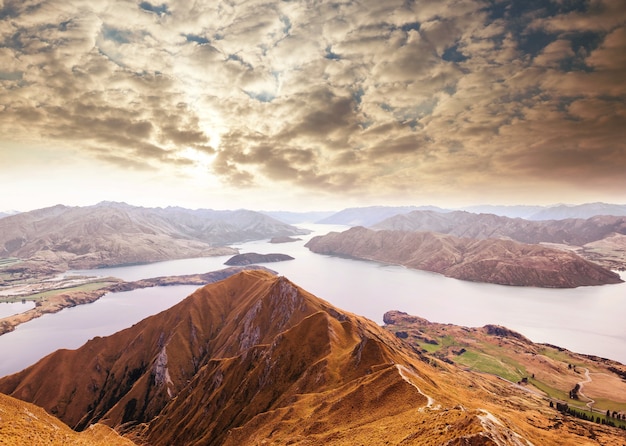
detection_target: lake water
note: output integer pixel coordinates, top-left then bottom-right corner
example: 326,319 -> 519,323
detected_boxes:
0,301 -> 35,318
0,223 -> 625,377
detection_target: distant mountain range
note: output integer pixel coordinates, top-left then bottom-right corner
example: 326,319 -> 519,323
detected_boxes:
317,202 -> 626,226
0,202 -> 307,270
527,202 -> 626,220
369,210 -> 626,270
2,270 -> 624,444
316,205 -> 449,226
261,210 -> 334,224
372,210 -> 626,245
306,226 -> 622,287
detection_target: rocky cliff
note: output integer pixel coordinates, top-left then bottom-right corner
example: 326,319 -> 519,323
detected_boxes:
306,227 -> 623,287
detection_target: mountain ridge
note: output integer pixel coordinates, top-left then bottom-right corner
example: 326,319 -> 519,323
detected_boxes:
372,210 -> 626,269
0,202 -> 307,271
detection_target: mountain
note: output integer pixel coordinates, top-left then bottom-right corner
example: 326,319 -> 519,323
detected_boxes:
461,204 -> 545,218
1,270 -> 624,445
372,210 -> 626,245
528,202 -> 626,220
0,210 -> 20,220
372,210 -> 626,269
317,205 -> 449,226
0,202 -> 308,270
305,227 -> 623,287
0,392 -> 134,446
261,210 -> 335,224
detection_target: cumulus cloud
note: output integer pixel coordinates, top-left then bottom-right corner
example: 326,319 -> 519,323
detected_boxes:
0,0 -> 624,204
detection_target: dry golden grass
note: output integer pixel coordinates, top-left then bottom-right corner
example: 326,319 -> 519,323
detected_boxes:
0,393 -> 134,446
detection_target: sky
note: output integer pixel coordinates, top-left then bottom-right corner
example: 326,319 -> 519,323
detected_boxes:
0,0 -> 625,212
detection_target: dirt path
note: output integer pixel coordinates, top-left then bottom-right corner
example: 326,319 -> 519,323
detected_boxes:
396,364 -> 436,409
577,368 -> 595,409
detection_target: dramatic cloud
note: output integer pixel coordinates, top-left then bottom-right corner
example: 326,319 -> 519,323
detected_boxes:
0,0 -> 624,209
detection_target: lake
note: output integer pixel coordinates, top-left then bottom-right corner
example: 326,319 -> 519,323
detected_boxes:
0,223 -> 624,377
0,301 -> 35,318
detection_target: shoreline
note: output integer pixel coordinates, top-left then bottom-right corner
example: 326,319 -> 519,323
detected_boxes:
0,266 -> 275,335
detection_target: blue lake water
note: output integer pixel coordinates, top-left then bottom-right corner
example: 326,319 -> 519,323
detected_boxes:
0,223 -> 624,377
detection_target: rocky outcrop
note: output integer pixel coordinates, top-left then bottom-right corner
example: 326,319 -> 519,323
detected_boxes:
306,227 -> 623,287
224,252 -> 294,265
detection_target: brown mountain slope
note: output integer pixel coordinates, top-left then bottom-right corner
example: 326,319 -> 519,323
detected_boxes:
1,271 -> 625,445
0,392 -> 135,446
373,210 -> 626,269
306,227 -> 622,287
0,202 -> 307,270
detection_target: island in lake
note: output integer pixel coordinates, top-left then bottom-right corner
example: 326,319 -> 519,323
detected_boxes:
224,252 -> 295,266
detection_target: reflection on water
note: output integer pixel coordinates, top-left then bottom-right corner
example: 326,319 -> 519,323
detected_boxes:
1,223 -> 625,377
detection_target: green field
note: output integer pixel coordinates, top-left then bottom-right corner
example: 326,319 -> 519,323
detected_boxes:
456,349 -> 526,382
0,281 -> 114,304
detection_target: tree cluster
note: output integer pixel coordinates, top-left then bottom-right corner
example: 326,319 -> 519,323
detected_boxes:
552,402 -> 626,430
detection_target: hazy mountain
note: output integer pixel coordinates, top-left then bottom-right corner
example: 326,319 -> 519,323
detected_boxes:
0,202 -> 308,269
317,205 -> 449,226
528,202 -> 626,220
261,210 -> 335,224
460,204 -> 545,218
0,210 -> 20,219
2,270 -> 624,445
306,227 -> 622,287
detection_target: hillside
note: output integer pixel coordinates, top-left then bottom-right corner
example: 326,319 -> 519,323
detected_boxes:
1,270 -> 625,445
305,227 -> 623,287
0,202 -> 307,270
0,392 -> 134,446
373,210 -> 626,269
383,310 -> 626,428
